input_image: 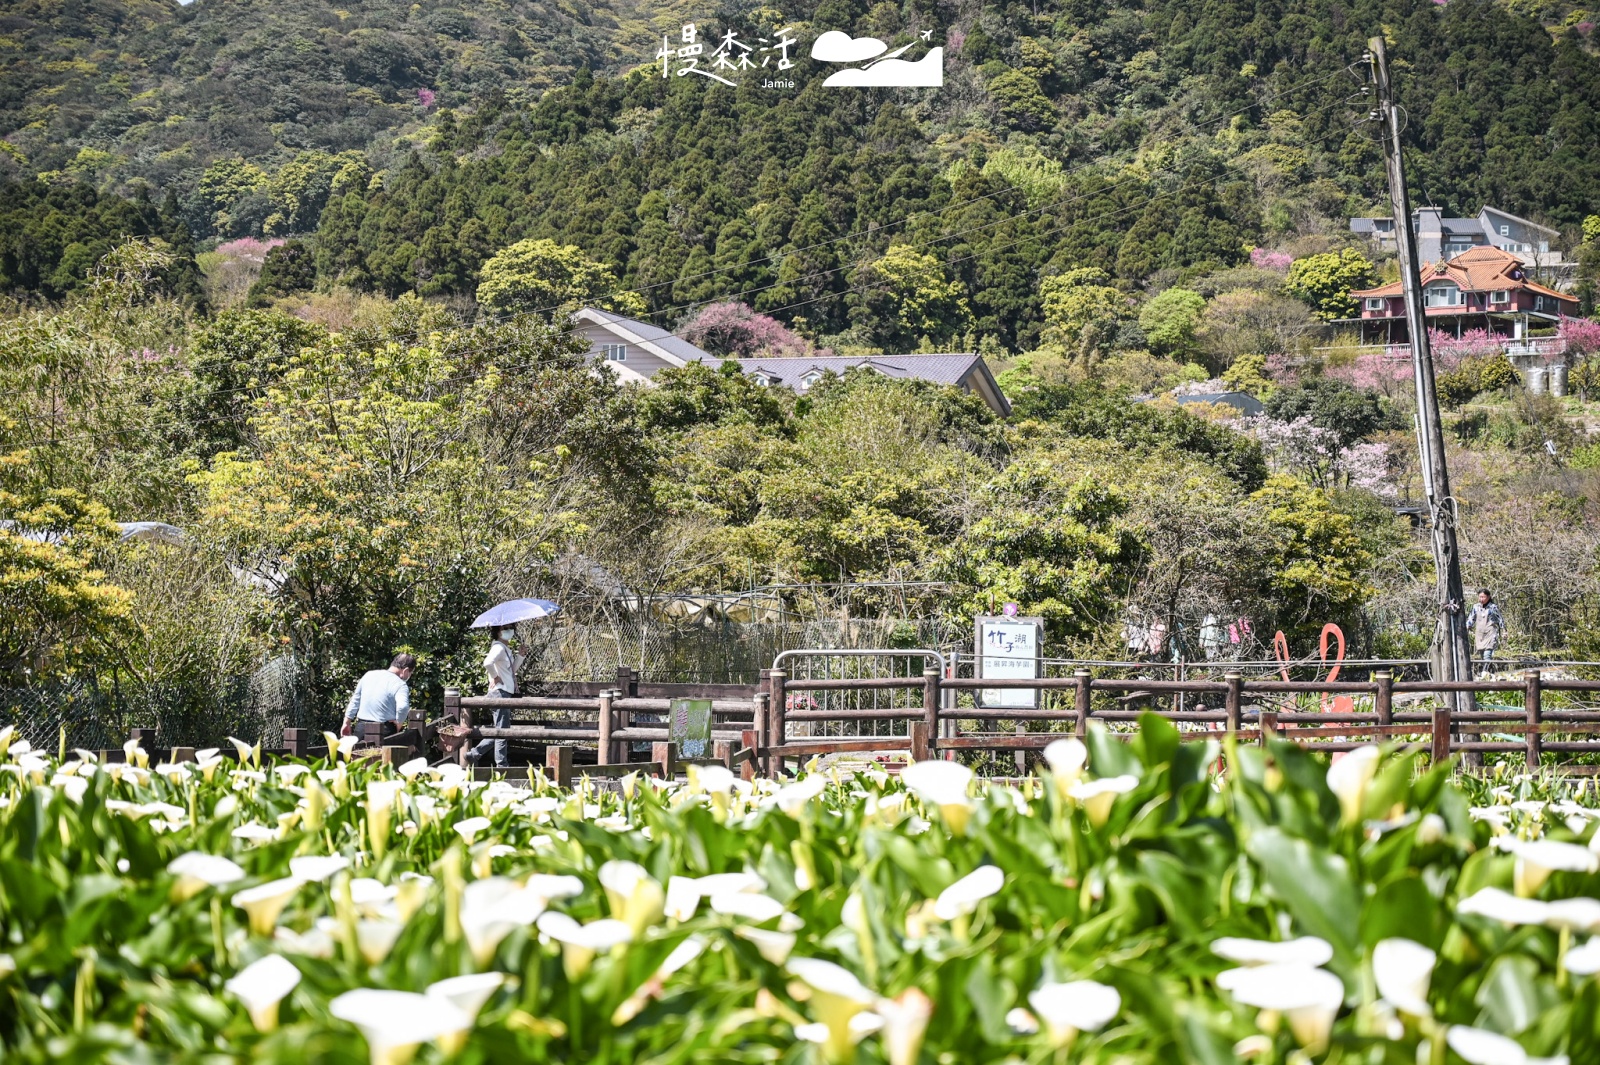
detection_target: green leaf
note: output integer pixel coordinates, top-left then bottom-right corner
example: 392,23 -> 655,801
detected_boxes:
1246,827 -> 1360,959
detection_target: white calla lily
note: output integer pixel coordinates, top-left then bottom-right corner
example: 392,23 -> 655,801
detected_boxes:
225,953 -> 301,1031
1326,745 -> 1381,824
453,816 -> 492,843
1211,936 -> 1334,968
1027,980 -> 1121,1047
933,865 -> 1004,921
1218,963 -> 1344,1052
735,926 -> 796,964
167,852 -> 246,901
1372,938 -> 1435,1017
788,957 -> 877,1064
1067,775 -> 1139,826
288,855 -> 350,883
1496,838 -> 1600,897
774,775 -> 828,817
599,859 -> 665,933
1564,937 -> 1600,975
1445,1025 -> 1531,1065
901,760 -> 975,835
536,911 -> 633,978
1458,887 -> 1552,926
329,988 -> 471,1065
709,891 -> 786,923
232,877 -> 306,936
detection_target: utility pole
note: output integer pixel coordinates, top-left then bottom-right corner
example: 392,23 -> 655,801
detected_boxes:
1368,36 -> 1476,742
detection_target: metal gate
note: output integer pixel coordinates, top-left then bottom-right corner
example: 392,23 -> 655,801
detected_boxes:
771,648 -> 949,740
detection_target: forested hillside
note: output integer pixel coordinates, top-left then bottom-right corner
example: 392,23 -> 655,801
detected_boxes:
5,0 -> 1600,344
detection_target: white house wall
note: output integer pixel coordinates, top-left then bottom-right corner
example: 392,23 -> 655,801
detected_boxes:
573,321 -> 677,380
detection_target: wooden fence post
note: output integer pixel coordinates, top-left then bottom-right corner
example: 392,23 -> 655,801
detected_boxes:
767,670 -> 787,778
170,746 -> 196,764
129,727 -> 156,750
1074,669 -> 1092,740
282,728 -> 309,757
1375,672 -> 1393,729
922,669 -> 942,759
1015,723 -> 1028,775
443,688 -> 460,725
908,721 -> 929,762
597,690 -> 614,766
1525,670 -> 1543,770
739,729 -> 759,783
616,665 -> 638,699
1225,673 -> 1242,736
1431,704 -> 1452,767
457,696 -> 474,767
546,745 -> 573,789
651,742 -> 679,779
715,740 -> 735,771
1257,707 -> 1276,744
753,692 -> 770,767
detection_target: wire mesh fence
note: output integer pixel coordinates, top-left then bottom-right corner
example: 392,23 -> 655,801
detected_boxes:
0,655 -> 309,753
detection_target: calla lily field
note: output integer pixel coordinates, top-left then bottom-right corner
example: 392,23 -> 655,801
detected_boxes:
5,717 -> 1600,1064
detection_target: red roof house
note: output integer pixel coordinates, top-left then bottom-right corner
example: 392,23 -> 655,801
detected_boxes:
1344,246 -> 1578,346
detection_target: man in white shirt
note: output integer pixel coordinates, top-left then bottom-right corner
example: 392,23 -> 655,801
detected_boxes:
468,628 -> 523,767
340,654 -> 416,737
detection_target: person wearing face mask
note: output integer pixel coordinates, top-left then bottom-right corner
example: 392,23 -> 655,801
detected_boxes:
467,626 -> 523,767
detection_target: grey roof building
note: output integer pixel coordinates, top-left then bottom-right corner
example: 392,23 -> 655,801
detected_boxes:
571,308 -> 1012,417
1350,206 -> 1565,270
734,354 -> 1011,417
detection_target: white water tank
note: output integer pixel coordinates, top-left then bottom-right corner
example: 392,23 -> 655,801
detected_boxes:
1525,366 -> 1548,394
1550,364 -> 1568,397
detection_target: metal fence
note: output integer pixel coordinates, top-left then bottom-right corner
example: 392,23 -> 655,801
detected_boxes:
0,655 -> 308,753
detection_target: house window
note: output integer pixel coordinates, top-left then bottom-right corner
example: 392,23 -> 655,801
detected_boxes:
799,371 -> 822,389
1423,282 -> 1463,308
1536,296 -> 1546,312
1499,224 -> 1511,237
751,373 -> 771,387
1490,290 -> 1510,304
601,343 -> 627,362
1365,297 -> 1386,312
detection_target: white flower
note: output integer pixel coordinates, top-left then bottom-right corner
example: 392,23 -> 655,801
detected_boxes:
1498,838 -> 1599,897
1373,938 -> 1435,1016
453,816 -> 492,843
1543,897 -> 1600,933
274,764 -> 312,784
735,926 -> 796,964
1564,938 -> 1600,975
1218,963 -> 1344,1052
599,860 -> 665,933
225,953 -> 301,1031
536,912 -> 633,978
458,878 -> 546,965
1212,936 -> 1334,968
396,757 -> 429,780
354,919 -> 405,964
696,765 -> 736,793
288,855 -> 350,883
788,957 -> 876,1062
232,877 -> 306,937
1445,1025 -> 1532,1065
1027,980 -> 1121,1047
1067,775 -> 1139,826
231,822 -> 277,844
709,892 -> 786,923
329,988 -> 471,1065
612,935 -> 710,1023
1458,887 -> 1552,926
1326,745 -> 1381,824
226,735 -> 260,768
933,865 -> 1004,921
1006,1007 -> 1039,1034
1043,738 -> 1088,780
901,759 -> 975,835
167,852 -> 246,901
426,972 -> 505,1022
1418,813 -> 1448,845
774,775 -> 828,817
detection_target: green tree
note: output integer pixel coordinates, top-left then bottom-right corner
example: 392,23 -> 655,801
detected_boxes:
1283,249 -> 1378,322
1247,475 -> 1372,643
849,244 -> 971,352
197,157 -> 270,237
476,238 -> 644,318
1138,288 -> 1206,356
0,487 -> 132,682
246,240 -> 317,306
1265,377 -> 1392,450
1040,268 -> 1129,361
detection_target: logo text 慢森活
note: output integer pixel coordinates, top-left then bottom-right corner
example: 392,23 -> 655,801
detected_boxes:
654,24 -> 943,88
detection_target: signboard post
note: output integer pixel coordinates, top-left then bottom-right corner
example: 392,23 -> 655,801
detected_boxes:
670,698 -> 714,759
975,615 -> 1043,709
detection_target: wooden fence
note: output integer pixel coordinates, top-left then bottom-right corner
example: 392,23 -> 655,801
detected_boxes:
436,668 -> 1600,778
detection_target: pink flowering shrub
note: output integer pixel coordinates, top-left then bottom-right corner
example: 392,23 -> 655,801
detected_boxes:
947,28 -> 965,52
214,237 -> 284,264
1429,328 -> 1500,365
1249,247 -> 1293,271
1241,415 -> 1397,496
1560,315 -> 1600,357
680,302 -> 819,358
418,88 -> 437,110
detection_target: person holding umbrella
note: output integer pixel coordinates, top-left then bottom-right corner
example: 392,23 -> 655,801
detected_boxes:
466,598 -> 558,768
467,626 -> 524,767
